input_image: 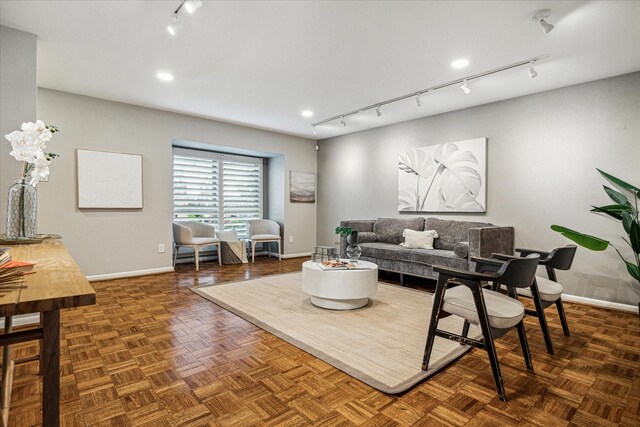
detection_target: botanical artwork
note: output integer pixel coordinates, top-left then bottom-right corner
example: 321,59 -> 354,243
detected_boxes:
398,138 -> 487,212
290,171 -> 316,203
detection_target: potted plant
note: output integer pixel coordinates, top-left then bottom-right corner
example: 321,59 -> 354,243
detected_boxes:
551,169 -> 639,314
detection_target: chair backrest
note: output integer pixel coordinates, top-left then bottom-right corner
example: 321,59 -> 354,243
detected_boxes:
546,245 -> 577,270
173,221 -> 216,244
494,254 -> 540,289
247,219 -> 279,237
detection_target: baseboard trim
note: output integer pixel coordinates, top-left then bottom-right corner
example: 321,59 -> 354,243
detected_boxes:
563,293 -> 639,313
281,252 -> 311,259
86,267 -> 175,282
0,314 -> 40,328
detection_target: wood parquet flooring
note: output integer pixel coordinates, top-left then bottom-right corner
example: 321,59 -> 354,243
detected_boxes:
4,257 -> 640,426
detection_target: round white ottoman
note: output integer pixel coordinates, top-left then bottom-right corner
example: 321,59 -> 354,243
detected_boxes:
301,260 -> 378,310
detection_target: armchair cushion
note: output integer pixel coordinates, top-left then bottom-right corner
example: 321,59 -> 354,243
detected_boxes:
251,233 -> 280,241
443,286 -> 525,329
191,237 -> 219,245
173,221 -> 217,245
518,276 -> 563,302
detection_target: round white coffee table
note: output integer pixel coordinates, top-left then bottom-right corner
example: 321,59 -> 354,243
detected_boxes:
301,260 -> 378,310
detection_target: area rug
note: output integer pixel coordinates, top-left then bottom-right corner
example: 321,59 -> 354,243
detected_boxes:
191,272 -> 478,394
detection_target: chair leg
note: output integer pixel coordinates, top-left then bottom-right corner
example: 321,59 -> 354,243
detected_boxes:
251,241 -> 256,263
422,276 -> 448,371
173,245 -> 179,267
556,298 -> 570,336
400,273 -> 404,286
268,242 -> 271,258
277,240 -> 281,261
471,286 -> 507,401
462,321 -> 470,338
194,246 -> 200,271
217,243 -> 222,265
515,321 -> 534,371
531,280 -> 555,354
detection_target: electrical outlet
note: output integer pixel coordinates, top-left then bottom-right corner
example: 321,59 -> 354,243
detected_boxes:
158,244 -> 165,253
289,235 -> 294,243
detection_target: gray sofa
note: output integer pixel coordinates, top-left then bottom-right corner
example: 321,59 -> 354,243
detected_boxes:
339,217 -> 514,280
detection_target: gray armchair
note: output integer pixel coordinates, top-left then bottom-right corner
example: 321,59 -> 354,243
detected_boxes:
246,219 -> 281,263
173,221 -> 221,271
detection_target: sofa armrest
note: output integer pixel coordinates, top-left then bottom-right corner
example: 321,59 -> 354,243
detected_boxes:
339,220 -> 376,257
468,226 -> 514,272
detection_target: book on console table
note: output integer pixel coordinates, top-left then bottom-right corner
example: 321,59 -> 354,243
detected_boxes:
318,260 -> 373,270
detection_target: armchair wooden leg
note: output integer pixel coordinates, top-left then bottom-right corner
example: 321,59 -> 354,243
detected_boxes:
471,286 -> 506,401
531,279 -> 555,354
277,240 -> 281,261
462,321 -> 470,338
556,298 -> 570,336
422,276 -> 448,371
194,247 -> 200,271
251,241 -> 256,263
217,243 -> 222,265
516,321 -> 534,371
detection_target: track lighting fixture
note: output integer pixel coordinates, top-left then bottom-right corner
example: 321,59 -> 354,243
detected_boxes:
312,56 -> 544,131
531,9 -> 554,34
528,61 -> 538,79
460,80 -> 471,95
184,0 -> 203,14
167,0 -> 203,36
167,13 -> 180,36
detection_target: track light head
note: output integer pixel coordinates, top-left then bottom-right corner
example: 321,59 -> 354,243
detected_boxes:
416,93 -> 422,107
460,80 -> 471,95
184,0 -> 203,14
167,13 -> 180,36
531,9 -> 554,34
528,61 -> 538,79
339,116 -> 347,127
376,105 -> 382,117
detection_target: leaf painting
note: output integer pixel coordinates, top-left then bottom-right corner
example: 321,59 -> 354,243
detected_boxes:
397,138 -> 486,212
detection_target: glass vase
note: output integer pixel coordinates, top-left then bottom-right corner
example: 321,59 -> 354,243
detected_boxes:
6,180 -> 37,239
346,231 -> 362,263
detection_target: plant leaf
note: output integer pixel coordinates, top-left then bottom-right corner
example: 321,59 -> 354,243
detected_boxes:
590,204 -> 632,220
622,212 -> 634,235
550,225 -> 610,251
630,219 -> 640,254
603,186 -> 629,205
625,261 -> 640,282
597,169 -> 640,196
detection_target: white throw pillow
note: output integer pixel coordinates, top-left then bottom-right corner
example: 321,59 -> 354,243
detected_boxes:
217,229 -> 239,241
400,229 -> 439,249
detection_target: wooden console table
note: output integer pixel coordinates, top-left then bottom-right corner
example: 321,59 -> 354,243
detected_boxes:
0,240 -> 96,427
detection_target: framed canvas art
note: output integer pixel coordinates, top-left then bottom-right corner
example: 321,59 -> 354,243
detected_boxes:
290,171 -> 316,203
398,137 -> 487,212
76,149 -> 143,209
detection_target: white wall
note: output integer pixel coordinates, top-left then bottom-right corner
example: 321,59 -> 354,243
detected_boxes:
0,26 -> 37,225
37,89 -> 317,276
317,72 -> 640,306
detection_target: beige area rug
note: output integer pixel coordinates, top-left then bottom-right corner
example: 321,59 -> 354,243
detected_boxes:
191,272 -> 478,394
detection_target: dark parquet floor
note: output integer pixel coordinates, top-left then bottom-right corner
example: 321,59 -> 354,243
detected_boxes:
5,256 -> 640,426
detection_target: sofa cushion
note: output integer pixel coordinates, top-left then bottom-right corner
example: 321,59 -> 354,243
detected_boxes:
360,242 -> 401,260
357,232 -> 377,244
398,248 -> 467,270
341,220 -> 375,232
426,218 -> 493,250
374,217 -> 424,244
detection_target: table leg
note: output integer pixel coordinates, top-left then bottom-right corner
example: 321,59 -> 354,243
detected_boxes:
42,310 -> 60,427
39,312 -> 43,375
1,316 -> 13,425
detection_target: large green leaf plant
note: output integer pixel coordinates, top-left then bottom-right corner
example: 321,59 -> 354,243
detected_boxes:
551,169 -> 640,292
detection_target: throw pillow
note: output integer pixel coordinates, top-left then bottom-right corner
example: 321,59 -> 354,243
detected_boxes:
400,229 -> 439,249
453,241 -> 469,258
217,229 -> 239,241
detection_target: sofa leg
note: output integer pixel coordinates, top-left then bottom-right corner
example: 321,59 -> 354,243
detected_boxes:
400,273 -> 404,286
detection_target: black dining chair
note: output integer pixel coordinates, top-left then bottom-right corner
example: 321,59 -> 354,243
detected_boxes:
422,254 -> 540,401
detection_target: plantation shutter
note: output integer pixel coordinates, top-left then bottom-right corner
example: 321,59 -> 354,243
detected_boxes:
173,152 -> 220,224
222,157 -> 262,238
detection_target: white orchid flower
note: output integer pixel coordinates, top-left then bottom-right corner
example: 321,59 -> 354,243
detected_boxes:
29,153 -> 51,186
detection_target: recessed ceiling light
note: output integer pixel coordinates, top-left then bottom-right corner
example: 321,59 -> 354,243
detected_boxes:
451,59 -> 469,69
301,110 -> 314,118
156,72 -> 174,81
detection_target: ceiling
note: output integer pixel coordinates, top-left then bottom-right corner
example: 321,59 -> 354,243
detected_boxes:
1,1 -> 639,140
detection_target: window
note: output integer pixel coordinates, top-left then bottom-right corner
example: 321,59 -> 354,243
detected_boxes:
173,148 -> 263,238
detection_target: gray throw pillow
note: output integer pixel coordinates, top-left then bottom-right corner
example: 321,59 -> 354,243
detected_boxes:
453,241 -> 469,258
